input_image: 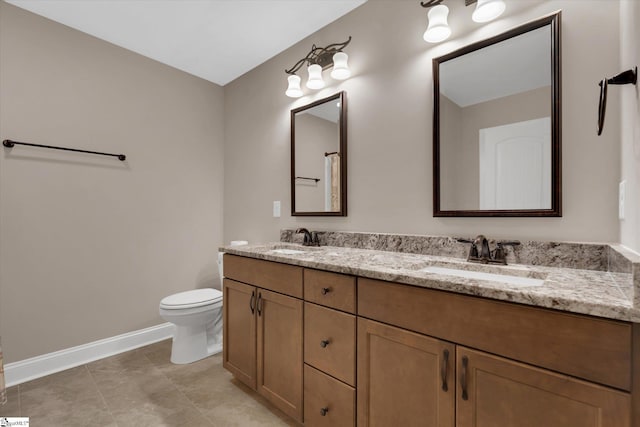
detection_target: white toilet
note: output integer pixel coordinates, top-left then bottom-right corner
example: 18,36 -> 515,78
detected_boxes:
159,241 -> 245,364
159,288 -> 223,364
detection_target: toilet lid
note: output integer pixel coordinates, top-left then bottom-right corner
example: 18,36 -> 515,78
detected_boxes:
160,288 -> 222,309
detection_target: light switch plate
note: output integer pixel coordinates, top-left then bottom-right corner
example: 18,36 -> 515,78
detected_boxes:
619,180 -> 626,220
273,201 -> 281,218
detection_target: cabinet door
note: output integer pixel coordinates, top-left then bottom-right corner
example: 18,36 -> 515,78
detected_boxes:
357,318 -> 455,427
457,347 -> 631,427
223,279 -> 257,389
257,289 -> 303,422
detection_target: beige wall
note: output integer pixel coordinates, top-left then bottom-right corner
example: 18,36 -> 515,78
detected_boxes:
0,0 -> 629,363
440,86 -> 551,210
0,2 -> 225,362
224,0 -> 621,245
619,0 -> 640,253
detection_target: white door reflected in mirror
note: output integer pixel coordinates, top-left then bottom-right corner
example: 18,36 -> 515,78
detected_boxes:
479,117 -> 551,210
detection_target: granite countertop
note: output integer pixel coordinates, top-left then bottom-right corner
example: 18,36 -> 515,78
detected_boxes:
221,242 -> 640,322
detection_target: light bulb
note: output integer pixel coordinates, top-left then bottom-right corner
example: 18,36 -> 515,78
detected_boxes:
306,64 -> 325,89
285,75 -> 303,98
472,0 -> 506,23
330,52 -> 351,80
423,4 -> 451,43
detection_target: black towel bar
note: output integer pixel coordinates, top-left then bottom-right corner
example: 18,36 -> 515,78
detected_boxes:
3,139 -> 126,161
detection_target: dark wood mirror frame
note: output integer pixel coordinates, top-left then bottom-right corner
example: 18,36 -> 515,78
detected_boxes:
291,91 -> 347,216
433,12 -> 561,217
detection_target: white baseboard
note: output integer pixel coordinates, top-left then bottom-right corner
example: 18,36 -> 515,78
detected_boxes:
5,323 -> 174,387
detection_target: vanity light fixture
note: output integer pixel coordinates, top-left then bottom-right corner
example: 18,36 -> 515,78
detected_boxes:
424,4 -> 451,43
472,0 -> 506,23
285,37 -> 352,98
421,0 -> 506,43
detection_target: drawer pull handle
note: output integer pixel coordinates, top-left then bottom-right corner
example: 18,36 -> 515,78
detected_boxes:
257,292 -> 263,316
441,349 -> 449,392
249,291 -> 256,314
320,407 -> 329,416
321,287 -> 331,295
320,339 -> 330,348
461,356 -> 469,401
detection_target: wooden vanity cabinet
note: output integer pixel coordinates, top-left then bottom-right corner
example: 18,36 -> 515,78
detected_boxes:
224,254 -> 637,427
357,278 -> 634,427
223,256 -> 304,422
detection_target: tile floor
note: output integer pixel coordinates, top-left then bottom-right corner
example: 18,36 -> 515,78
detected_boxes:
1,340 -> 299,426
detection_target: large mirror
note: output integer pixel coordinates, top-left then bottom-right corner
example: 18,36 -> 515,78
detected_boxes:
433,12 -> 561,217
291,91 -> 347,216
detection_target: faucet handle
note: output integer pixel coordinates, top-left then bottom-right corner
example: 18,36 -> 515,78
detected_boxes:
456,238 -> 474,244
310,231 -> 320,246
493,241 -> 520,264
456,237 -> 478,259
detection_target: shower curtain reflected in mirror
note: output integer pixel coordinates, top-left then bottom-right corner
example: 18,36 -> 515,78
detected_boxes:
324,153 -> 340,212
0,337 -> 6,405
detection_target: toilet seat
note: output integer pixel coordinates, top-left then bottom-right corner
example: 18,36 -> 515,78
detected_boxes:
160,288 -> 222,310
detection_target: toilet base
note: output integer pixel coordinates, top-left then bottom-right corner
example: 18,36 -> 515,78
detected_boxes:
170,324 -> 222,364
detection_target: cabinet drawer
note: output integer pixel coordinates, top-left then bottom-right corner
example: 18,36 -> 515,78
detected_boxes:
358,278 -> 632,391
304,364 -> 355,427
304,269 -> 356,313
304,302 -> 356,386
224,254 -> 303,298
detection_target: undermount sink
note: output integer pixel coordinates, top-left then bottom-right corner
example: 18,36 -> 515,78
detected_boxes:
420,266 -> 545,287
269,248 -> 307,255
266,243 -> 321,255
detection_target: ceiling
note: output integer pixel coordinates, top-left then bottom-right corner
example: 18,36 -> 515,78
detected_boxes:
5,0 -> 367,86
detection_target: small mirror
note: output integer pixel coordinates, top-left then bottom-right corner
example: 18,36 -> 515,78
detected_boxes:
291,91 -> 347,216
433,12 -> 561,217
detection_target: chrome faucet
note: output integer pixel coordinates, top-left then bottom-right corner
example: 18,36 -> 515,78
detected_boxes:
457,235 -> 520,265
296,228 -> 320,246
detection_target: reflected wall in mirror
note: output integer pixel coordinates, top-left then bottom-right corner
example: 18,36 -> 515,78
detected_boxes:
433,12 -> 561,217
291,91 -> 347,216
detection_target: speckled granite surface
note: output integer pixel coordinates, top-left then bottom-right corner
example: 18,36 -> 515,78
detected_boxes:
223,237 -> 640,322
280,230 -> 610,271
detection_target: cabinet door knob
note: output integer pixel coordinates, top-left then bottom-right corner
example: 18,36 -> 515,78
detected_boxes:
320,407 -> 329,416
321,287 -> 331,295
320,339 -> 330,348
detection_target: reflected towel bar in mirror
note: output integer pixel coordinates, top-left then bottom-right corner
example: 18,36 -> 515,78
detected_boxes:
295,176 -> 320,183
